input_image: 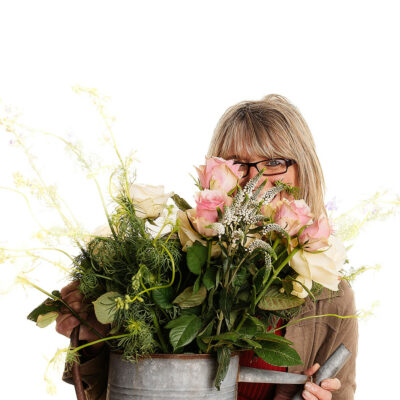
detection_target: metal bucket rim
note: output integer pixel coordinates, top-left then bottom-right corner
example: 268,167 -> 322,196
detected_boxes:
110,350 -> 240,360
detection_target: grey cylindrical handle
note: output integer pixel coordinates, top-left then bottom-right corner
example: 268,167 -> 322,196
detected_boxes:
239,367 -> 308,384
291,343 -> 352,400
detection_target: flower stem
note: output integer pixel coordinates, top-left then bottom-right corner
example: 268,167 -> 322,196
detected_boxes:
271,313 -> 359,333
272,237 -> 281,250
216,311 -> 224,335
69,334 -> 129,353
206,240 -> 212,269
255,248 -> 300,306
235,309 -> 248,332
150,309 -> 168,353
126,243 -> 175,304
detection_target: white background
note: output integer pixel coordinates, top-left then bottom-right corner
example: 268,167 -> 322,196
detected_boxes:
0,1 -> 399,398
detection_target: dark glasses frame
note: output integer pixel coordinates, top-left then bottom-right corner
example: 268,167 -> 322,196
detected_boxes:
232,158 -> 296,177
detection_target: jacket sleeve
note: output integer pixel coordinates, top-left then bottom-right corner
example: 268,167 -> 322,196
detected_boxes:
62,346 -> 109,400
274,281 -> 358,400
320,282 -> 358,399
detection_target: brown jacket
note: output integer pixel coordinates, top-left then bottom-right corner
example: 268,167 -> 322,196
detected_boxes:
63,280 -> 358,399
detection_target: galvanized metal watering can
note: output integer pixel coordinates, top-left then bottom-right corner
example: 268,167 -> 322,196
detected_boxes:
105,344 -> 351,400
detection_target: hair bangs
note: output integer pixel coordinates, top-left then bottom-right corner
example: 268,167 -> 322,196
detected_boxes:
213,111 -> 295,162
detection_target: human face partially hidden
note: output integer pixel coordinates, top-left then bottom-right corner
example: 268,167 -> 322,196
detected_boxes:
233,155 -> 299,200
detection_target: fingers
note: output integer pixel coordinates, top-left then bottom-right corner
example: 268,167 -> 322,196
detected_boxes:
55,313 -> 80,338
57,280 -> 87,338
304,362 -> 320,376
321,378 -> 341,391
301,363 -> 341,399
60,280 -> 80,298
303,382 -> 332,400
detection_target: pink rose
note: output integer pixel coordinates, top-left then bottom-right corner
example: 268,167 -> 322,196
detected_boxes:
195,157 -> 242,193
273,198 -> 313,237
186,208 -> 218,237
299,214 -> 333,251
177,210 -> 221,256
194,189 -> 232,222
261,193 -> 296,219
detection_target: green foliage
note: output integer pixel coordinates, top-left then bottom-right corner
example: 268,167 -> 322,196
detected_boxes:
186,241 -> 208,275
93,291 -> 120,324
152,287 -> 175,309
27,291 -> 62,323
215,347 -> 231,390
173,286 -> 207,308
166,314 -> 202,351
219,288 -> 233,324
203,266 -> 217,290
254,341 -> 303,367
119,319 -> 156,361
257,285 -> 305,311
171,194 -> 192,211
36,311 -> 59,328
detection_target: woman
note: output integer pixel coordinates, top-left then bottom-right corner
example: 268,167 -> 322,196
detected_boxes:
58,94 -> 358,400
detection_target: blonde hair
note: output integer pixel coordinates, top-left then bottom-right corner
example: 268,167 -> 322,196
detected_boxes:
207,94 -> 327,218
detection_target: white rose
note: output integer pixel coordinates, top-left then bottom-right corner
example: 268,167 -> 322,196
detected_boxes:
289,235 -> 346,291
129,184 -> 173,219
177,209 -> 221,257
291,274 -> 313,298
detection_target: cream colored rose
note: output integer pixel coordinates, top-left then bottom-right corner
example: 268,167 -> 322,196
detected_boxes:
291,274 -> 312,298
129,184 -> 173,219
177,209 -> 221,257
289,235 -> 346,291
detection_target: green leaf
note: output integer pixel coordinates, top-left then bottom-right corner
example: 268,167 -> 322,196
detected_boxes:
36,311 -> 59,328
187,242 -> 208,275
172,194 -> 192,211
219,288 -> 233,323
203,266 -> 217,290
193,274 -> 202,294
208,287 -> 216,310
281,279 -> 294,296
246,315 -> 268,332
242,337 -> 262,349
254,267 -> 268,292
173,286 -> 207,308
254,341 -> 303,367
237,317 -> 258,337
92,291 -> 120,324
254,332 -> 294,345
196,320 -> 214,352
215,347 -> 231,390
167,314 -> 202,351
27,295 -> 62,323
233,267 -> 247,288
152,287 -> 175,309
257,285 -> 305,311
201,331 -> 241,343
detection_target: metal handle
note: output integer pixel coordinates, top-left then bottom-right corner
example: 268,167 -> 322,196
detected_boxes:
291,343 -> 352,400
70,325 -> 86,400
239,367 -> 308,384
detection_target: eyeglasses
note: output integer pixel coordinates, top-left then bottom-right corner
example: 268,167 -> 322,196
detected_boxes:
232,158 -> 296,178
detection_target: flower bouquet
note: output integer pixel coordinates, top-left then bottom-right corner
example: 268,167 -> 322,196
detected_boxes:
27,156 -> 348,396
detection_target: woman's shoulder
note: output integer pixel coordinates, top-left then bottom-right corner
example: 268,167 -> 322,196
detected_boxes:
295,280 -> 356,319
314,280 -> 356,315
